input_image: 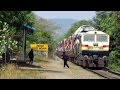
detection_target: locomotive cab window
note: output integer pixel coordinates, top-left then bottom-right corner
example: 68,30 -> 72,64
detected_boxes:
84,34 -> 95,41
97,35 -> 108,42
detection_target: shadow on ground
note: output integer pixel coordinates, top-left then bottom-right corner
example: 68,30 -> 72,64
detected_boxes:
87,67 -> 103,70
0,60 -> 42,69
20,68 -> 64,73
34,59 -> 49,62
17,63 -> 42,68
0,60 -> 64,73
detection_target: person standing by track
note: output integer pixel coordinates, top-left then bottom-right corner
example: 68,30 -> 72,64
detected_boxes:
28,49 -> 34,65
62,52 -> 69,68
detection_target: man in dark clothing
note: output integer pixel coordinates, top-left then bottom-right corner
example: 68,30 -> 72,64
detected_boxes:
28,49 -> 34,65
2,50 -> 10,64
2,52 -> 5,64
62,52 -> 69,68
6,50 -> 10,63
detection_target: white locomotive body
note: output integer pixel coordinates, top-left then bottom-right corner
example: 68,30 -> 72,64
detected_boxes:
57,25 -> 110,68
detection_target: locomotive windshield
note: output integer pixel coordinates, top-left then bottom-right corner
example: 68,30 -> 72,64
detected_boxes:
97,35 -> 108,42
84,34 -> 95,41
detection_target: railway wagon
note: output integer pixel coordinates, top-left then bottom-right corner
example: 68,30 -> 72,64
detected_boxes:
56,25 -> 109,68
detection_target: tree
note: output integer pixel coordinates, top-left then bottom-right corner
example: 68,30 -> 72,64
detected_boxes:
0,22 -> 18,55
93,11 -> 120,51
64,20 -> 95,38
27,17 -> 59,57
0,11 -> 35,29
0,11 -> 35,56
93,11 -> 113,29
93,11 -> 120,71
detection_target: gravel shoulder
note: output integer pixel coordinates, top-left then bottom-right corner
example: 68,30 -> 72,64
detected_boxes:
20,57 -> 104,79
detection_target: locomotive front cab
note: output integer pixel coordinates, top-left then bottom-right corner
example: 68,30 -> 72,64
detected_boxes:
81,31 -> 109,55
80,31 -> 110,67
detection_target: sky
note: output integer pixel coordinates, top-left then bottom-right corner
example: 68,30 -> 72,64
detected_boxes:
32,11 -> 96,20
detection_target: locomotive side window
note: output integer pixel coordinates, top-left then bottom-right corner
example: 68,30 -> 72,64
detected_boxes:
97,35 -> 108,42
84,34 -> 95,41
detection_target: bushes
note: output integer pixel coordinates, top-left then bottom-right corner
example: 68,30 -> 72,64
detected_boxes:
108,50 -> 120,72
0,64 -> 43,79
108,63 -> 120,72
109,51 -> 120,64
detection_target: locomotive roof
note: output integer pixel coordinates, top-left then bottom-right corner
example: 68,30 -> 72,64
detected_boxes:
73,25 -> 97,36
85,30 -> 107,34
73,25 -> 109,37
76,31 -> 108,35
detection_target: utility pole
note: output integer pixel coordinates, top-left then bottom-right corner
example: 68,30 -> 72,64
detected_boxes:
22,24 -> 36,62
23,28 -> 26,62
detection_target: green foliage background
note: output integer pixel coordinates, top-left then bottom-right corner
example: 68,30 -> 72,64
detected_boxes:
59,11 -> 120,72
0,11 -> 58,59
1,11 -> 120,72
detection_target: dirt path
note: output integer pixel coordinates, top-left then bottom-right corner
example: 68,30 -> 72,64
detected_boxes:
20,57 -> 104,79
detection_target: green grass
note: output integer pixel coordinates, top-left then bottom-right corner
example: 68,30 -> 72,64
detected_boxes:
108,64 -> 120,72
0,64 -> 45,79
0,55 -> 53,79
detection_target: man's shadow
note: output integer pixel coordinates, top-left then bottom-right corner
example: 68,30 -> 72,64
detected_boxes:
9,60 -> 42,68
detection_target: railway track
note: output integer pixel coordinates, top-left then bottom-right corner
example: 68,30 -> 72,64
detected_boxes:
70,59 -> 120,79
70,60 -> 120,79
55,55 -> 120,79
86,68 -> 120,79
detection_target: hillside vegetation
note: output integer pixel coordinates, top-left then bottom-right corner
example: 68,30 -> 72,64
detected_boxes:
0,11 -> 58,59
60,11 -> 120,72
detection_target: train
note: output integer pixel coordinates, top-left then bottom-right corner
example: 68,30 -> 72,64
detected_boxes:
56,25 -> 110,68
